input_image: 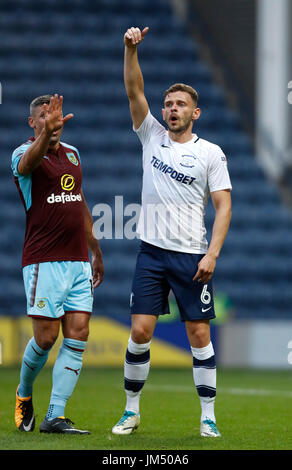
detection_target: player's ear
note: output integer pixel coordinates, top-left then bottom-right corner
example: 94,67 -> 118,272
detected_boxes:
28,116 -> 34,129
161,108 -> 165,121
193,107 -> 201,121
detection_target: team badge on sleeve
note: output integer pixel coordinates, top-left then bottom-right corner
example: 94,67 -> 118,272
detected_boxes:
66,152 -> 79,166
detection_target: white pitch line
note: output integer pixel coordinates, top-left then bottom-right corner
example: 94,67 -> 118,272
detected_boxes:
219,387 -> 292,398
143,384 -> 292,398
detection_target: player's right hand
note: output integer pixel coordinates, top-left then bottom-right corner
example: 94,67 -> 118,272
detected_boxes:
124,27 -> 149,48
44,94 -> 74,136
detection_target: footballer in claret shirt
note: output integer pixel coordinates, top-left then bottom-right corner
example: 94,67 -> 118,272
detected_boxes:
12,94 -> 104,435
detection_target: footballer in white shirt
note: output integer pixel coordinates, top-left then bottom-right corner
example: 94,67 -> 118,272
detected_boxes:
112,27 -> 232,439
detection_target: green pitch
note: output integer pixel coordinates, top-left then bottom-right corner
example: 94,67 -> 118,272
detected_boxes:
1,367 -> 292,450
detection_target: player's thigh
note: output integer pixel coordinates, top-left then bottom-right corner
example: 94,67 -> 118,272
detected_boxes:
63,262 -> 93,317
22,262 -> 69,320
131,314 -> 158,343
166,253 -> 215,322
130,242 -> 170,317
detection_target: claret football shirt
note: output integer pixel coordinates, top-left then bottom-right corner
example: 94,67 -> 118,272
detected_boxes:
12,138 -> 89,267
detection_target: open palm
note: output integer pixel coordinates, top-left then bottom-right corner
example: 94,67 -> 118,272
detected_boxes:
44,94 -> 74,134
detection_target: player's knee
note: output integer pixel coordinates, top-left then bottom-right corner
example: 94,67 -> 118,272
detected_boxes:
33,318 -> 60,350
68,324 -> 89,342
35,332 -> 58,350
131,325 -> 152,344
188,325 -> 210,348
62,314 -> 90,341
77,325 -> 89,341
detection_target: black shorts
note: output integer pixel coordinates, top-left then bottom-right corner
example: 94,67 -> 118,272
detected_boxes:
130,241 -> 215,322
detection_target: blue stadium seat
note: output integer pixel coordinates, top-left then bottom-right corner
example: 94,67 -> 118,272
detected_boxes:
1,0 -> 292,321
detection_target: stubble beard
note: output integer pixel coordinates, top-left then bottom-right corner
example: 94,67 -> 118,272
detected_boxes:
166,116 -> 193,135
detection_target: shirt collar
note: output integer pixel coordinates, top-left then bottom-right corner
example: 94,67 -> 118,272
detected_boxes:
165,133 -> 198,146
29,136 -> 62,155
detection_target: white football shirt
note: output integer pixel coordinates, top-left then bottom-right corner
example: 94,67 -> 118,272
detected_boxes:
135,111 -> 232,254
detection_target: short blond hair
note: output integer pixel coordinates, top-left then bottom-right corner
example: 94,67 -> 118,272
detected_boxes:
164,83 -> 198,106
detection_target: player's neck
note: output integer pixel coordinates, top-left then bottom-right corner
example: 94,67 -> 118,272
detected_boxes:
48,141 -> 60,152
168,129 -> 195,144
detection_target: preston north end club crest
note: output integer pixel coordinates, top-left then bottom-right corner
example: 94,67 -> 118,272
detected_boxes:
180,154 -> 197,168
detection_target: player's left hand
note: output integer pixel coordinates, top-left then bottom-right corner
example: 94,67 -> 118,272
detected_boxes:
193,254 -> 216,284
92,252 -> 104,288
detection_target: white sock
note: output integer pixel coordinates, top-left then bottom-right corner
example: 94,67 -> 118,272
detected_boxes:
124,337 -> 151,414
191,342 -> 216,423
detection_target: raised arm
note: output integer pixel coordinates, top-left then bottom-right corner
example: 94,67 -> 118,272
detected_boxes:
124,26 -> 150,130
18,94 -> 73,175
